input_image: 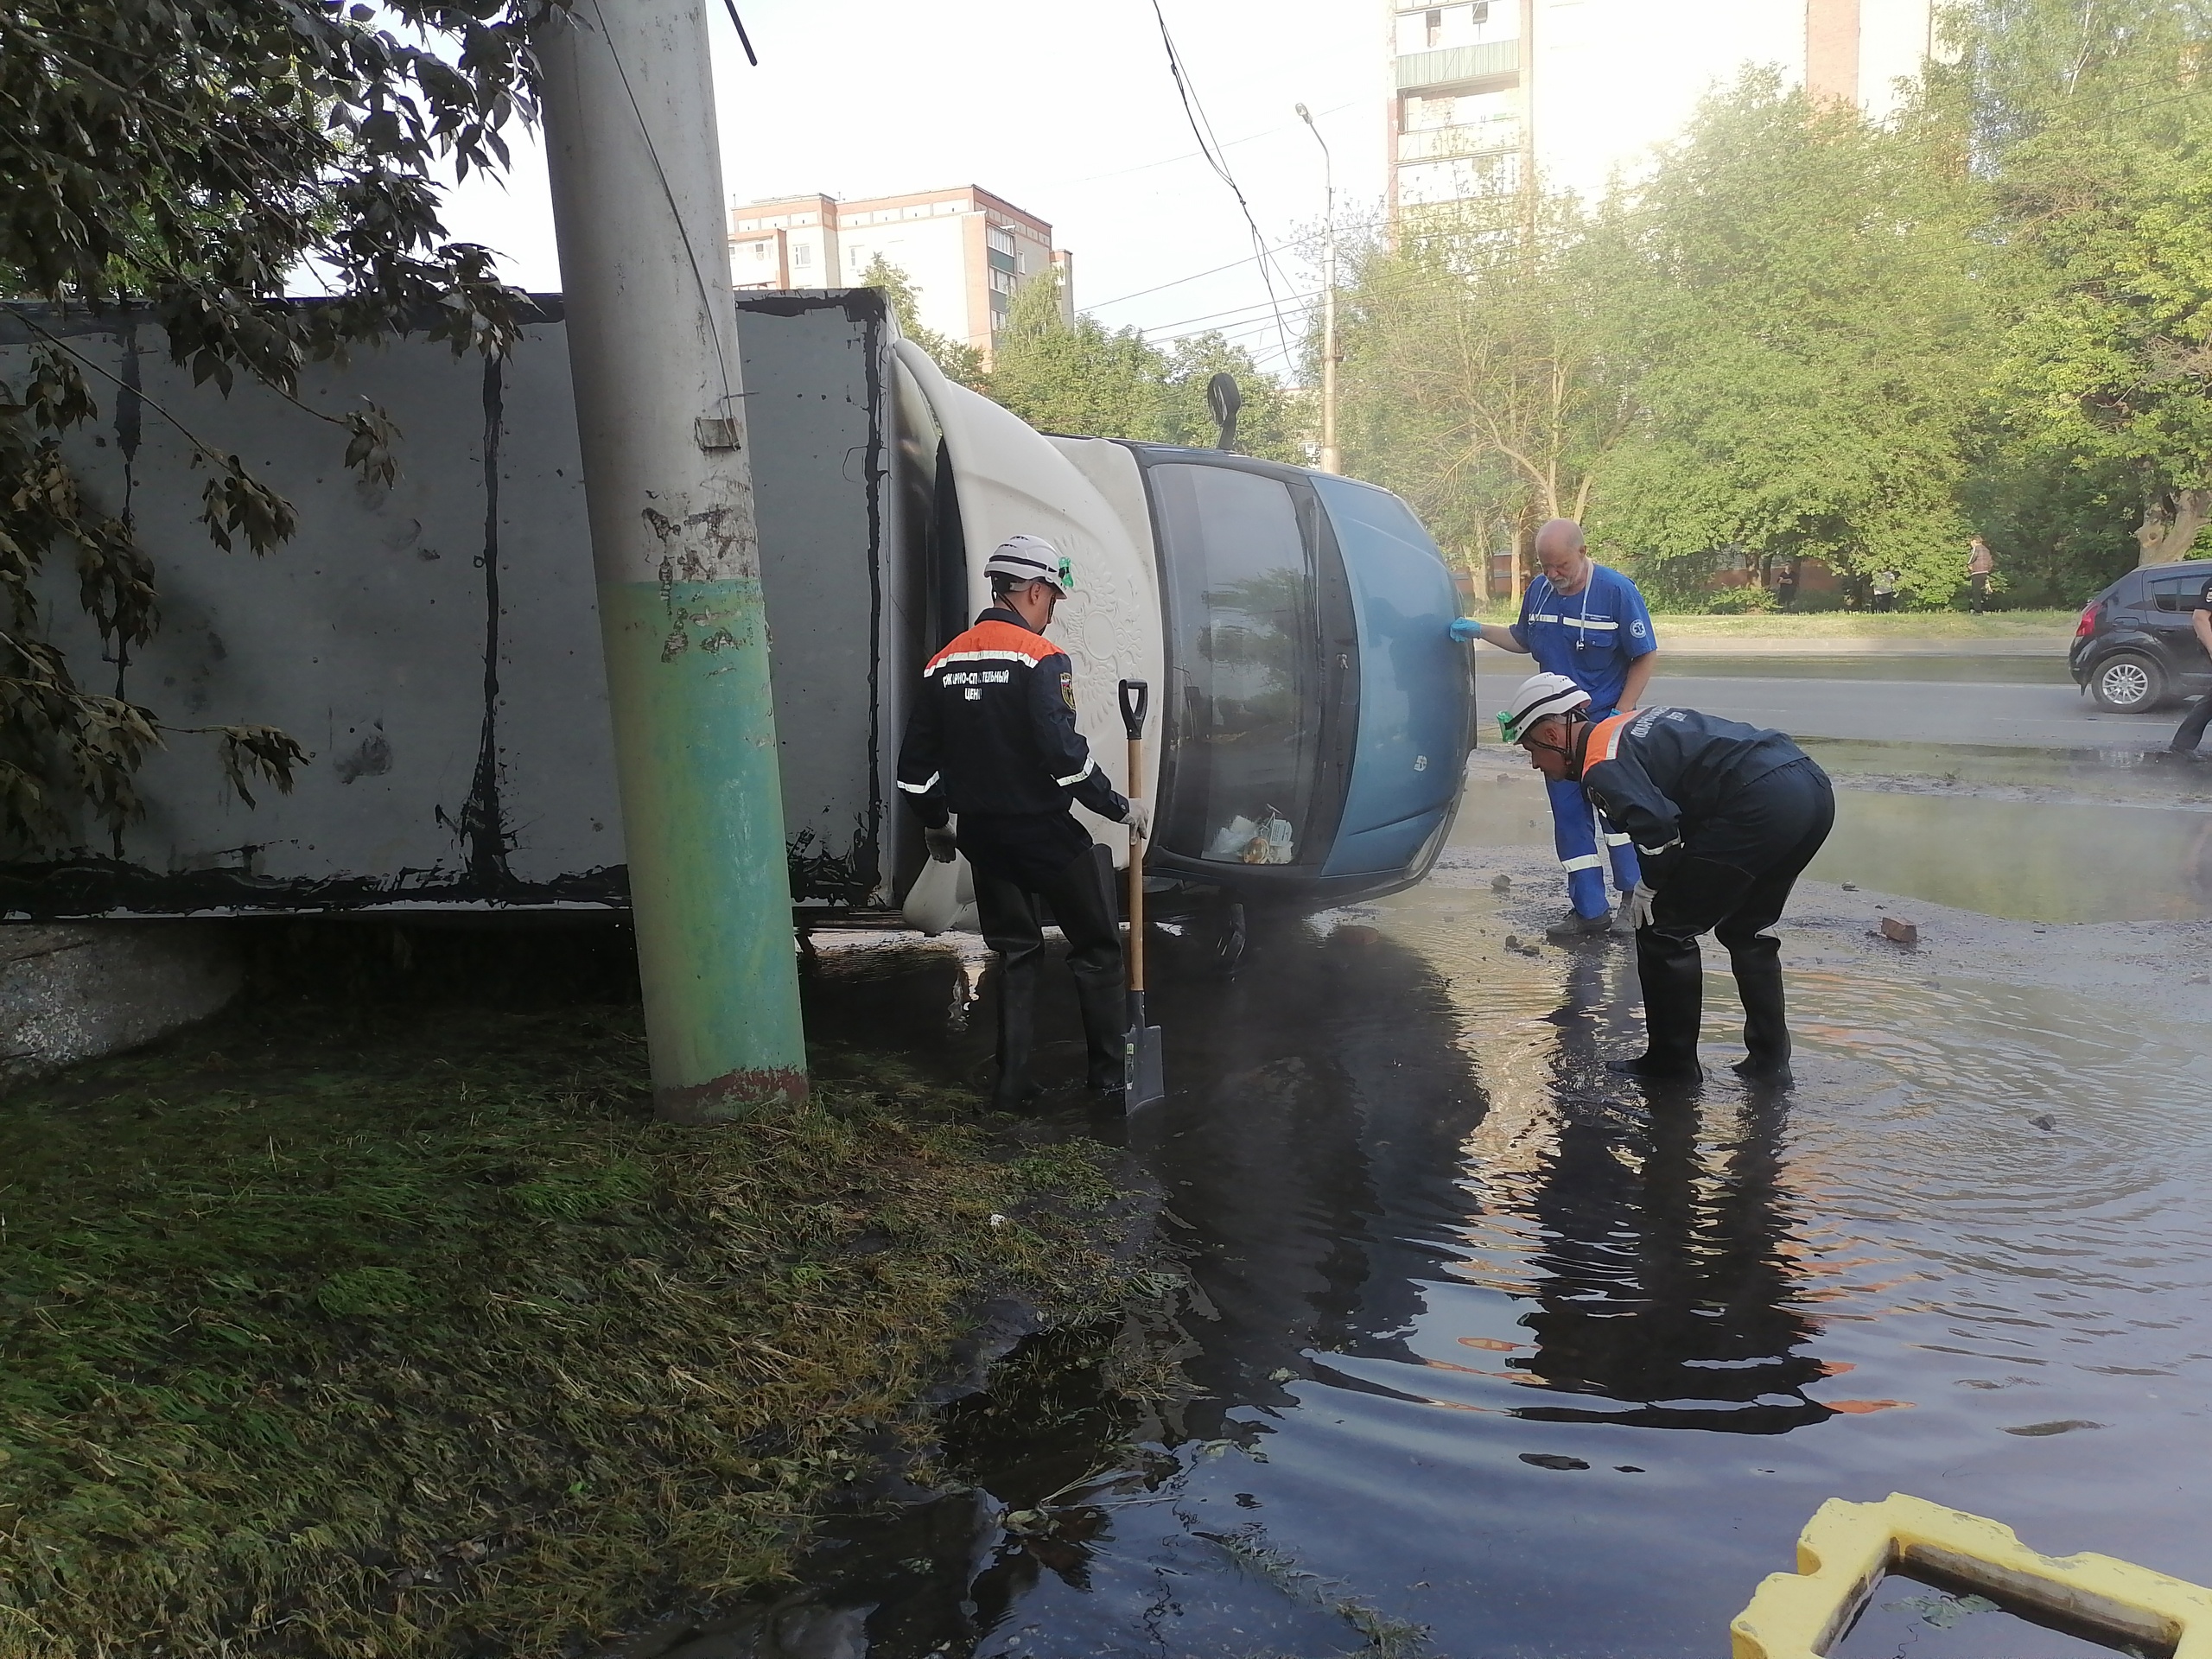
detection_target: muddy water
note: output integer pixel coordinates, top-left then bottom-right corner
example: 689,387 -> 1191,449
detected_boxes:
798,902 -> 2212,1658
1452,759 -> 2212,924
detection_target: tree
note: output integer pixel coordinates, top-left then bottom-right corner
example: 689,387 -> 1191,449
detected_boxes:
1337,189 -> 1635,582
0,0 -> 549,843
1157,331 -> 1304,465
1590,79 -> 1993,604
986,270 -> 1167,442
1960,1 -> 2212,564
856,252 -> 985,390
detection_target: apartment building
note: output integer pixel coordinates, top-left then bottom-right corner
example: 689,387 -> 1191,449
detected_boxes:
1388,0 -> 1941,214
729,186 -> 1072,358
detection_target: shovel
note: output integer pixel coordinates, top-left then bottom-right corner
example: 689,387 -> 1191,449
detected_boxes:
1119,678 -> 1166,1109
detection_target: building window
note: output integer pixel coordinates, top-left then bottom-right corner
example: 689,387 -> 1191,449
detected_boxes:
752,242 -> 770,261
1426,7 -> 1443,47
988,225 -> 1016,257
1471,1 -> 1488,21
793,243 -> 811,268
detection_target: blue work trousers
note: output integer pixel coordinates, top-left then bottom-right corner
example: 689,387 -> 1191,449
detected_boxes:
1547,774 -> 1641,919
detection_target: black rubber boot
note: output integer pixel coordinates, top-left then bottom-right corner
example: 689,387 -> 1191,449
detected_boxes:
990,962 -> 1043,1112
1073,969 -> 1127,1094
1612,928 -> 1705,1079
1728,941 -> 1792,1085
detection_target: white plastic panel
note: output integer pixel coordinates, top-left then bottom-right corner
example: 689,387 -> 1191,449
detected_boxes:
892,341 -> 1162,866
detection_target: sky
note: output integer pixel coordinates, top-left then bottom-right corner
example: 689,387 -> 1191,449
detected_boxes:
438,0 -> 1390,380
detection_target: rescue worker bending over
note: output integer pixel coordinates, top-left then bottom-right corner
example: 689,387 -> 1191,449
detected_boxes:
1498,673 -> 1834,1085
897,535 -> 1149,1109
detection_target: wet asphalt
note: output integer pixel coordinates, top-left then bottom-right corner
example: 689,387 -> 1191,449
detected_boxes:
773,645 -> 2212,1658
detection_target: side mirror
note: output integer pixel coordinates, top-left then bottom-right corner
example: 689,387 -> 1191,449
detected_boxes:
1205,372 -> 1243,454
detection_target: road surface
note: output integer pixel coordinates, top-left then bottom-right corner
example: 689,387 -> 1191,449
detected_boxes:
1471,647 -> 2182,747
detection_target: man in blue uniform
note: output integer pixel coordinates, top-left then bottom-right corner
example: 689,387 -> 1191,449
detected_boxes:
1497,673 -> 1834,1085
1454,519 -> 1659,942
897,535 -> 1149,1110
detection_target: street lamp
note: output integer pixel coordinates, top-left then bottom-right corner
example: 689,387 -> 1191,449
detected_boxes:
1295,102 -> 1339,475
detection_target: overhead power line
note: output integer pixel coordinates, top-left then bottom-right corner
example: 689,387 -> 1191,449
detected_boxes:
1147,0 -> 1295,368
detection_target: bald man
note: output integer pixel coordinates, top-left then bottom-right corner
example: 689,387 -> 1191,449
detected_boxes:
1459,520 -> 1659,941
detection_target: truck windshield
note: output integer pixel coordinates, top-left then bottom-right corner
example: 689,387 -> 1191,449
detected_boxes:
1150,462 -> 1320,868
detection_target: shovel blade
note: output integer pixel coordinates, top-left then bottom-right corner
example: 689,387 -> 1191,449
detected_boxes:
1124,1024 -> 1165,1110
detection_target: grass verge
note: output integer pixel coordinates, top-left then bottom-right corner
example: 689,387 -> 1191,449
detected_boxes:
0,999 -> 1142,1658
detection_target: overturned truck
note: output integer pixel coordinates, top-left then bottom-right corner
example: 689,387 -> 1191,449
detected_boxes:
0,290 -> 1472,940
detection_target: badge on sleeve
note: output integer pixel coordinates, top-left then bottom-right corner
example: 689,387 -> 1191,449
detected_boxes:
1060,671 -> 1076,710
1631,619 -> 1648,639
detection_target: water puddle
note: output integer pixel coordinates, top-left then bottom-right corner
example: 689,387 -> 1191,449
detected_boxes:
1450,758 -> 2212,922
792,899 -> 2212,1657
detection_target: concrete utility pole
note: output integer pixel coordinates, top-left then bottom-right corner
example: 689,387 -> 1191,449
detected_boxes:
1296,104 -> 1340,476
539,0 -> 808,1121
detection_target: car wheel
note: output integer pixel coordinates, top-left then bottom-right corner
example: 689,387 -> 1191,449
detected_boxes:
2091,652 -> 2166,711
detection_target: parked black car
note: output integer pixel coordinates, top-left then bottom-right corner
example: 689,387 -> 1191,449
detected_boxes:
2069,562 -> 2212,711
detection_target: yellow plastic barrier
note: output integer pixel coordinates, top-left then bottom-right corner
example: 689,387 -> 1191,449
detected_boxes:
1731,1491 -> 2212,1659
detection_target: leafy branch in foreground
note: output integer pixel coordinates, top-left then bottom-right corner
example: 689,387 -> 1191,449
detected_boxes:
0,0 -> 562,849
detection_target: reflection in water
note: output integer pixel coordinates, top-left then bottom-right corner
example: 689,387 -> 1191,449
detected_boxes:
1497,952 -> 1830,1433
797,889 -> 2212,1658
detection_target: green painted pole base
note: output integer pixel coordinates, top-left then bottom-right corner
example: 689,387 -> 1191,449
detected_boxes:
600,576 -> 808,1122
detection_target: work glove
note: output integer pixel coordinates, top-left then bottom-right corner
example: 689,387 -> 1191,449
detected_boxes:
1122,798 -> 1152,842
923,824 -> 958,863
1618,882 -> 1656,931
1449,618 -> 1484,644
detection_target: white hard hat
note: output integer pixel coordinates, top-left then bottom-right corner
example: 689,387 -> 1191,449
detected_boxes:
1497,672 -> 1591,742
985,534 -> 1074,594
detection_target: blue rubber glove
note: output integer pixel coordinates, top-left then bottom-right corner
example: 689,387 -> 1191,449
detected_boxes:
1449,618 -> 1484,643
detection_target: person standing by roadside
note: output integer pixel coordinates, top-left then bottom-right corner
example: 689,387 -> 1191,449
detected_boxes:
1452,518 -> 1658,942
1869,569 -> 1899,613
2170,570 -> 2212,754
1967,536 -> 1996,613
897,535 -> 1148,1109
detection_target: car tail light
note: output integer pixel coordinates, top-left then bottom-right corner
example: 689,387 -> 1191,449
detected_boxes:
2075,602 -> 2099,639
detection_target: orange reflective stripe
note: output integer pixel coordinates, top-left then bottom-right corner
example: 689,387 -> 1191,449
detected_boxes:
1586,711 -> 1636,765
925,620 -> 1057,674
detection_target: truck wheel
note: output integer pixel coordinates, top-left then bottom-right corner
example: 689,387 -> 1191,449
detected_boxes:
2092,652 -> 2165,712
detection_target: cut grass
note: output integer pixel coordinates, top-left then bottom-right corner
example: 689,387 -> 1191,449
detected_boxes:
0,1000 -> 1143,1658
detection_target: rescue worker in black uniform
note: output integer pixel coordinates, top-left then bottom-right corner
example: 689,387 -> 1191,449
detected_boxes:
897,535 -> 1149,1109
1498,672 -> 1834,1085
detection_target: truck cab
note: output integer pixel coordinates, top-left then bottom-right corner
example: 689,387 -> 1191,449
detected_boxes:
893,341 -> 1471,917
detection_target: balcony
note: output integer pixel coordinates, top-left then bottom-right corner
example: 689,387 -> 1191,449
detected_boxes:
1395,38 -> 1520,93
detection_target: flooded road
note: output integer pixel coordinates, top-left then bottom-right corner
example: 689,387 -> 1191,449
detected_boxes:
1454,748 -> 2212,924
796,860 -> 2212,1656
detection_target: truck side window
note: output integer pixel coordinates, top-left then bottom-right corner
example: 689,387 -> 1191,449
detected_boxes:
1151,463 -> 1319,867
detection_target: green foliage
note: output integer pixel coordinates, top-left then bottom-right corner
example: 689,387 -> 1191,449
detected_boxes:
983,270 -> 1307,464
0,0 -> 552,842
988,270 -> 1167,442
1339,188 -> 1635,570
0,1002 -> 1141,1658
858,252 -> 987,390
1339,3 -> 2212,612
1592,78 -> 1992,601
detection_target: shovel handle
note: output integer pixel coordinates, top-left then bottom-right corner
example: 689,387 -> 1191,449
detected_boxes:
1118,678 -> 1149,741
1117,679 -> 1147,994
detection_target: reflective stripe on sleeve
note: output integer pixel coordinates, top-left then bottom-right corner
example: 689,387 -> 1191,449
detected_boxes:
1601,831 -> 1632,846
897,773 -> 940,794
1560,853 -> 1605,872
1055,759 -> 1096,787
